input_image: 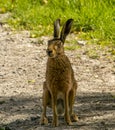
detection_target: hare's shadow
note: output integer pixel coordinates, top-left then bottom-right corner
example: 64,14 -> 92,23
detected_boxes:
0,92 -> 115,130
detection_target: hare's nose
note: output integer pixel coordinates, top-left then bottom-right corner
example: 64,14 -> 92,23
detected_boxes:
46,49 -> 53,55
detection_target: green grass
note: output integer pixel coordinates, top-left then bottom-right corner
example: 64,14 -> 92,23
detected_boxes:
0,0 -> 115,44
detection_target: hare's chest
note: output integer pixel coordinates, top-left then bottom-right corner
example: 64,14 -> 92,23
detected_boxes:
46,68 -> 72,90
47,67 -> 70,79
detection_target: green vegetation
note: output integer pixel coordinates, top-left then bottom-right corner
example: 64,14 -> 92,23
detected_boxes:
0,0 -> 114,44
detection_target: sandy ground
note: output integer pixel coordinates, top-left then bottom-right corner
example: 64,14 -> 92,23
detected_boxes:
0,13 -> 115,130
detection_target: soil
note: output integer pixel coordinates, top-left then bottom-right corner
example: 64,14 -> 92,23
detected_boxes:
0,13 -> 115,130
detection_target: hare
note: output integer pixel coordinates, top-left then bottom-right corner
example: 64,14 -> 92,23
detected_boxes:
40,19 -> 78,127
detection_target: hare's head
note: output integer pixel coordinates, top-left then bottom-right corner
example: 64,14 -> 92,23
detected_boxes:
46,19 -> 73,58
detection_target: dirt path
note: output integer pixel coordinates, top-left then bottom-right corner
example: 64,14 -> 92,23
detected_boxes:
0,13 -> 115,130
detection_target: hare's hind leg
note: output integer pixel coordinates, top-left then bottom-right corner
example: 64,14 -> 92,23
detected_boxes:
64,91 -> 72,125
40,82 -> 50,125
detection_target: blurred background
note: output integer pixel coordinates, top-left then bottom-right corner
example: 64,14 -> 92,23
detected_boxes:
0,0 -> 114,44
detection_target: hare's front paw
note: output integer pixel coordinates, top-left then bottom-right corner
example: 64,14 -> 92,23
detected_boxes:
67,120 -> 73,126
65,115 -> 73,125
40,116 -> 48,125
71,113 -> 79,122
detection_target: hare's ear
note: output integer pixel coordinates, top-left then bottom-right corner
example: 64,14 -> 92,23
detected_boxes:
60,19 -> 73,43
54,19 -> 60,38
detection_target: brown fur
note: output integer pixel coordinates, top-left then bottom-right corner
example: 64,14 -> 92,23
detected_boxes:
40,19 -> 78,127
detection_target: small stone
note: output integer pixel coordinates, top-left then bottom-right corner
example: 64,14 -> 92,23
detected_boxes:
77,40 -> 87,46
